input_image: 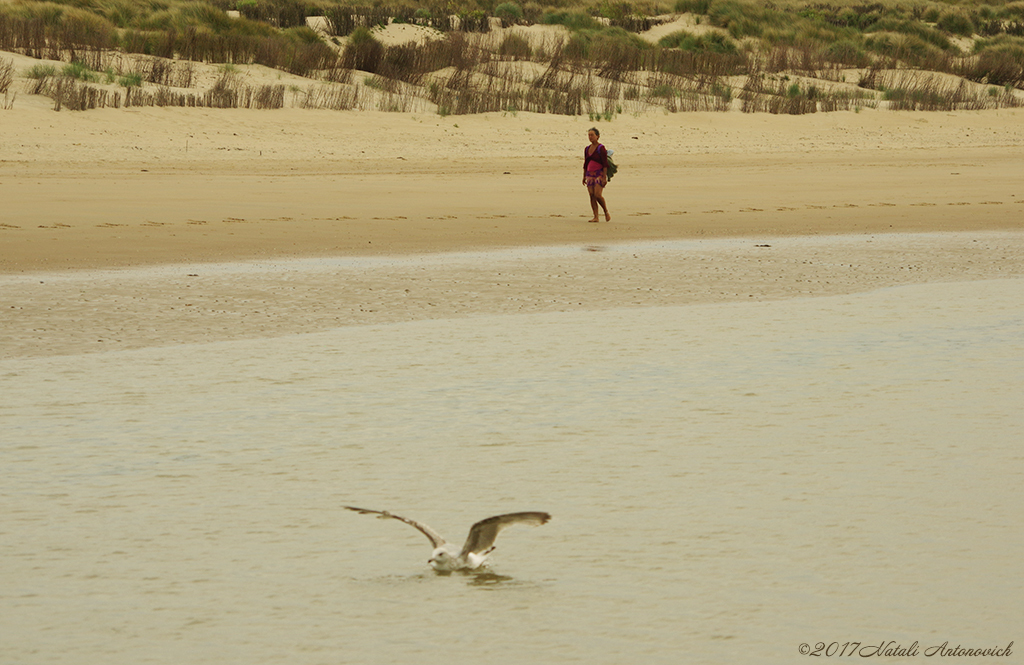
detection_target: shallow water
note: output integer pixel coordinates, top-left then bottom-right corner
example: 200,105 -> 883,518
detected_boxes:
2,278 -> 1022,664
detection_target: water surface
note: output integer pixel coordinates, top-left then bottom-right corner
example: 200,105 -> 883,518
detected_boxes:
2,278 -> 1022,664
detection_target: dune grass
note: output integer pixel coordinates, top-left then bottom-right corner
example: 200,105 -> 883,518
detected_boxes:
1,0 -> 1021,113
1,56 -> 14,95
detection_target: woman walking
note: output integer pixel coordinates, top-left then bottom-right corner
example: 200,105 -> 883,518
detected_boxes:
583,127 -> 610,223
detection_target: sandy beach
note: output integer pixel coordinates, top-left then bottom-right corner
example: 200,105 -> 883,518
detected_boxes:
3,97 -> 1023,360
3,105 -> 1023,273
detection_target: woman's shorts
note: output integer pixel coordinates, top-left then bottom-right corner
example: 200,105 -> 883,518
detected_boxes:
584,173 -> 606,188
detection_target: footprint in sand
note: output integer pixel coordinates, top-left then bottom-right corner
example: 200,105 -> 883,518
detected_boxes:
38,224 -> 72,229
141,221 -> 168,226
96,223 -> 127,228
222,217 -> 247,223
0,223 -> 20,229
776,207 -> 799,212
702,210 -> 726,214
834,204 -> 859,208
947,202 -> 971,206
869,203 -> 896,207
979,201 -> 1004,205
910,202 -> 937,207
738,208 -> 764,213
187,220 -> 208,225
667,211 -> 687,215
627,212 -> 651,217
806,205 -> 827,210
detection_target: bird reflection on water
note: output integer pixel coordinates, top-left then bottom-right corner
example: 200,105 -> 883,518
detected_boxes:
465,571 -> 515,587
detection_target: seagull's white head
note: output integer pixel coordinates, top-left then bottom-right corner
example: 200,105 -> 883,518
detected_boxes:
428,545 -> 459,572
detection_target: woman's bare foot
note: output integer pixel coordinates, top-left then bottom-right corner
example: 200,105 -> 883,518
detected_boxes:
604,213 -> 611,222
588,217 -> 599,223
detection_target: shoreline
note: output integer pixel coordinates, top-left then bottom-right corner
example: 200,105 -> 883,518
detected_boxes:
4,230 -> 1023,360
4,106 -> 1022,358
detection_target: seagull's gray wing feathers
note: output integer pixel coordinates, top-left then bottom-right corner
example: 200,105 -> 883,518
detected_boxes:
460,512 -> 551,557
343,506 -> 447,548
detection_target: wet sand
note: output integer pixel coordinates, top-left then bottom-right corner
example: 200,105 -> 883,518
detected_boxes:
4,232 -> 1024,359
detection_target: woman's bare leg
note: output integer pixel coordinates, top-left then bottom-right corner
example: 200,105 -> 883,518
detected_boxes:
592,183 -> 610,221
587,186 -> 600,222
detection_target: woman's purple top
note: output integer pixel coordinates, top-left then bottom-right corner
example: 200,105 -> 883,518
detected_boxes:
584,143 -> 608,174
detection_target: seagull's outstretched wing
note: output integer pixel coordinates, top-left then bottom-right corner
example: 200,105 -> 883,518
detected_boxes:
343,506 -> 446,548
460,512 -> 551,557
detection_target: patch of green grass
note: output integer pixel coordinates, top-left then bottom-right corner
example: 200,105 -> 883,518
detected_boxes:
62,61 -> 98,82
650,83 -> 679,97
936,11 -> 975,37
497,32 -> 532,58
973,34 -> 1024,54
965,39 -> 1024,86
25,63 -> 59,79
864,32 -> 948,67
564,24 -> 651,60
703,0 -> 791,40
495,2 -> 524,22
674,0 -> 711,14
658,29 -> 738,54
119,72 -> 143,87
540,11 -> 602,31
710,80 -> 731,102
826,39 -> 871,67
868,18 -> 955,51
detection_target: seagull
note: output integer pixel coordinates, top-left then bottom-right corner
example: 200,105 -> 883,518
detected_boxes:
343,506 -> 551,572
